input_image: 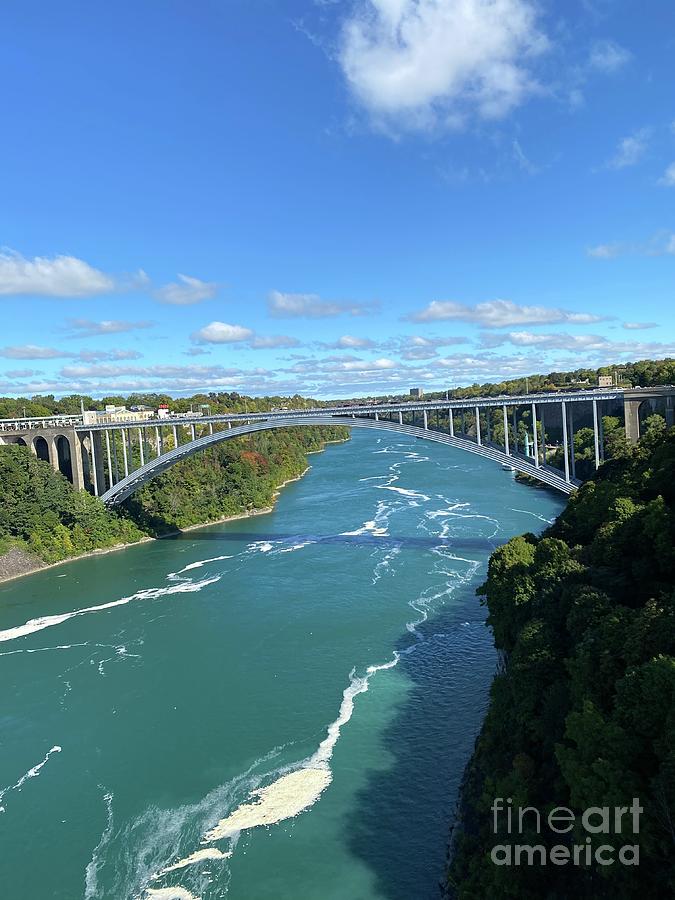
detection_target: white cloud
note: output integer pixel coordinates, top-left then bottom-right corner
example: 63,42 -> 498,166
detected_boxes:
321,335 -> 376,349
249,335 -> 301,349
658,162 -> 675,187
191,321 -> 254,344
4,369 -> 41,378
605,129 -> 649,169
622,321 -> 658,330
479,331 -> 675,357
587,232 -> 675,259
65,318 -> 154,337
0,249 -> 119,297
0,344 -> 71,359
588,39 -> 631,73
338,0 -> 548,131
76,349 -> 143,362
408,299 -> 603,328
268,290 -> 376,318
154,274 -> 218,305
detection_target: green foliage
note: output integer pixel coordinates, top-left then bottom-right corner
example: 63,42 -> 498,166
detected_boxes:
0,445 -> 145,563
449,426 -> 675,898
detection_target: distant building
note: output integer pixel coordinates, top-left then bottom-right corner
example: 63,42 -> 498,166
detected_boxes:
157,405 -> 171,419
598,375 -> 614,387
410,388 -> 424,399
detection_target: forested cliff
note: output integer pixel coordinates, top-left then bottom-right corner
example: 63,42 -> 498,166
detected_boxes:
448,417 -> 675,898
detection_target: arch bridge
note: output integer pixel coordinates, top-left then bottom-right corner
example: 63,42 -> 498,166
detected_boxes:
0,387 -> 673,504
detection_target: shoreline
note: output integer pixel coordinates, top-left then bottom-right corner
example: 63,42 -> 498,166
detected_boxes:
0,438 -> 348,586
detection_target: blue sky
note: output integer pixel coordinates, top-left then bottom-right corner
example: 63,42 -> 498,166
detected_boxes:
1,0 -> 674,399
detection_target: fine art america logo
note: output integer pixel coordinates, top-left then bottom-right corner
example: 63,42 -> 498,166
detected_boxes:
490,797 -> 642,867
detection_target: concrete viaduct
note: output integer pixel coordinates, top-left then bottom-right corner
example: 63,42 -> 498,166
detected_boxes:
0,387 -> 673,505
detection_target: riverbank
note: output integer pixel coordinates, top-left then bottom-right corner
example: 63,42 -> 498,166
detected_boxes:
0,448 -> 335,586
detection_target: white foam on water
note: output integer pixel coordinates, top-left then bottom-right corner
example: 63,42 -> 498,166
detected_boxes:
0,641 -> 89,657
377,483 -> 430,501
0,745 -> 62,813
168,556 -> 233,578
277,541 -> 314,553
0,576 -> 220,645
144,889 -> 200,900
247,541 -> 275,553
154,848 -> 231,878
84,790 -> 114,899
509,507 -> 555,525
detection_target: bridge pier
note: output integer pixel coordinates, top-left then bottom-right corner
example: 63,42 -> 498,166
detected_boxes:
561,401 -> 571,483
531,403 -> 539,468
503,405 -> 510,456
475,406 -> 481,445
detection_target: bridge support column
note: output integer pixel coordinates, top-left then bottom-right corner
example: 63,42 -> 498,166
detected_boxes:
461,411 -> 466,435
540,406 -> 545,467
475,406 -> 481,445
531,402 -> 539,468
568,404 -> 576,480
88,430 -> 101,496
374,411 -> 379,421
423,410 -> 428,430
592,400 -> 601,470
112,433 -> 119,483
173,424 -> 180,446
503,405 -> 510,455
398,411 -> 403,425
624,399 -> 641,444
561,401 -> 570,483
191,423 -> 196,441
209,422 -> 213,435
512,408 -> 518,454
105,431 -> 114,488
138,428 -> 145,467
122,429 -> 129,477
485,409 -> 491,444
155,426 -> 161,457
449,409 -> 454,437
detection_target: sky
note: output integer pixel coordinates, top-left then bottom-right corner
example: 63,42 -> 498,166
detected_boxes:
1,0 -> 674,400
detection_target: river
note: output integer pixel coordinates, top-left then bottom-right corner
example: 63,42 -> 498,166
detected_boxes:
0,430 -> 563,899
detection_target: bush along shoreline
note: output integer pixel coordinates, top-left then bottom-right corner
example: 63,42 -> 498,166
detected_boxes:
447,415 -> 675,899
0,425 -> 350,581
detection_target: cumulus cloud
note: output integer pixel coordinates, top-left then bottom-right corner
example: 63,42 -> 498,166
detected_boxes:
191,321 -> 254,344
268,290 -> 377,318
338,0 -> 548,131
65,318 -> 154,338
605,129 -> 649,169
588,39 -> 631,73
0,249 -> 122,297
408,299 -> 603,328
154,274 -> 219,305
622,321 -> 658,330
658,162 -> 675,187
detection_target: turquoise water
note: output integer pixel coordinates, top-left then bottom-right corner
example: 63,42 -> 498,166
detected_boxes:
0,431 -> 563,899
